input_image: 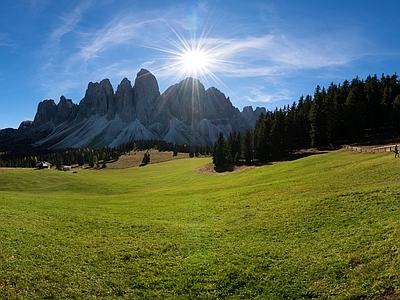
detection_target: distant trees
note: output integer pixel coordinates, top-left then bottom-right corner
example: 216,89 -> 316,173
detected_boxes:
0,139 -> 201,168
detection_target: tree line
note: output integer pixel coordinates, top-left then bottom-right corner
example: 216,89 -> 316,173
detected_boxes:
0,139 -> 211,168
212,73 -> 400,168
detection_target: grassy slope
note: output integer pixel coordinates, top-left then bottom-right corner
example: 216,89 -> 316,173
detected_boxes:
0,150 -> 399,299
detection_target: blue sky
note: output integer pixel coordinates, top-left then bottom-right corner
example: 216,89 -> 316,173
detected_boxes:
1,0 -> 400,129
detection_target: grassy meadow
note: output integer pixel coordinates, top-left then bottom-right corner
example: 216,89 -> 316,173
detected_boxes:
0,150 -> 400,299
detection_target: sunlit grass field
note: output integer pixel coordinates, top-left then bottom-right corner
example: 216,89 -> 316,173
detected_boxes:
1,150 -> 399,299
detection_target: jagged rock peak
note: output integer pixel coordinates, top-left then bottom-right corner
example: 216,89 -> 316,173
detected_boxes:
100,78 -> 113,89
119,77 -> 131,86
18,120 -> 33,130
58,95 -> 74,108
241,106 -> 267,127
136,68 -> 152,78
134,69 -> 160,98
115,77 -> 134,122
163,77 -> 224,125
183,76 -> 202,85
134,68 -> 161,124
54,96 -> 76,124
79,78 -> 115,119
33,99 -> 57,125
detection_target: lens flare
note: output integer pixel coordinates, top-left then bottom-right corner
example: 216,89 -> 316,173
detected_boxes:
181,49 -> 210,75
140,19 -> 235,91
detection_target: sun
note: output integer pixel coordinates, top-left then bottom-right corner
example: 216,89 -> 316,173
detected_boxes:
141,20 -> 232,88
181,49 -> 210,75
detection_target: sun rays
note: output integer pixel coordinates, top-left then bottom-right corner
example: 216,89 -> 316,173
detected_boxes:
181,48 -> 210,76
139,17 -> 236,93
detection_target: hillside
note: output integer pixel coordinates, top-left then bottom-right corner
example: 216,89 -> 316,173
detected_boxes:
0,150 -> 399,299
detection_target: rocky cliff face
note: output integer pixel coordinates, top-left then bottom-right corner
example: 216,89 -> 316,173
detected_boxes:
33,99 -> 58,125
115,77 -> 134,122
134,68 -> 163,125
77,79 -> 115,120
54,96 -> 76,125
6,68 -> 265,149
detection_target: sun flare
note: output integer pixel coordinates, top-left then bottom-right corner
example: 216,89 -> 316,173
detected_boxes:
142,21 -> 233,89
181,49 -> 210,74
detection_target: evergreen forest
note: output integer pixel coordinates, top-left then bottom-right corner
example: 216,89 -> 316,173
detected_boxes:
212,73 -> 400,168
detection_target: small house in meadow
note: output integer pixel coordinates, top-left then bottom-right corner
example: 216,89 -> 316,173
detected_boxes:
36,161 -> 52,169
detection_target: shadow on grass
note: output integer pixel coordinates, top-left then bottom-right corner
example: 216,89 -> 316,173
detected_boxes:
213,165 -> 235,173
212,150 -> 329,174
203,149 -> 329,175
251,150 -> 329,166
279,150 -> 329,162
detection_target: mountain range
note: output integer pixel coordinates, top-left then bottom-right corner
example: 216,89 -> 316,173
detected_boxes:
0,69 -> 265,150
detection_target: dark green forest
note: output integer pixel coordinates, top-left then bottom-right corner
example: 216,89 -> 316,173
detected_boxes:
2,73 -> 400,169
212,73 -> 400,168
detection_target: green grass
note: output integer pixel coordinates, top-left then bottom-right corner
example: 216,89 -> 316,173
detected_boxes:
1,150 -> 400,299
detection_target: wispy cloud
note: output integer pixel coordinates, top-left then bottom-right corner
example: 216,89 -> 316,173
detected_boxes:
243,84 -> 291,104
45,1 -> 92,51
37,1 -> 369,103
0,32 -> 15,48
198,33 -> 360,75
26,0 -> 52,15
76,16 -> 156,61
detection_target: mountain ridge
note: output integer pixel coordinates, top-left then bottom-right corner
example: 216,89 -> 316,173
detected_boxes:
1,69 -> 266,150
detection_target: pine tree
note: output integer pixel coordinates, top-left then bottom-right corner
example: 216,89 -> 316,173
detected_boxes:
56,154 -> 63,170
325,83 -> 338,143
254,113 -> 270,161
212,132 -> 232,168
227,130 -> 241,165
309,86 -> 327,147
364,74 -> 381,130
270,108 -> 286,158
344,77 -> 366,138
294,95 -> 312,149
141,151 -> 150,166
392,94 -> 400,132
242,129 -> 253,165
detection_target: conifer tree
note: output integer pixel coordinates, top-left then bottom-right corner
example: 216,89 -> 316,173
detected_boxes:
141,151 -> 150,165
227,130 -> 241,165
269,108 -> 286,158
344,77 -> 366,138
253,113 -> 268,161
309,86 -> 327,147
364,74 -> 381,130
212,132 -> 232,168
392,94 -> 400,132
242,129 -> 253,165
